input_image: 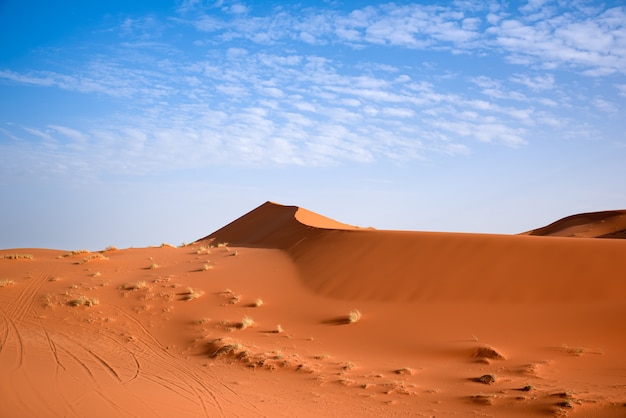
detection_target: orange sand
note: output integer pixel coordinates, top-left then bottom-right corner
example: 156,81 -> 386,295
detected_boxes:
1,201 -> 625,417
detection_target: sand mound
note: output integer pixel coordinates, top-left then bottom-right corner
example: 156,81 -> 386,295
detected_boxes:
522,209 -> 626,238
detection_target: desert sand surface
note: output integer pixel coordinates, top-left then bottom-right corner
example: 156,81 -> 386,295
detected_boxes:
1,201 -> 626,417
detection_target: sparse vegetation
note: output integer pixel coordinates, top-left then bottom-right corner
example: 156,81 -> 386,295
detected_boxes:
104,245 -> 118,251
196,246 -> 210,254
251,299 -> 263,307
238,316 -> 254,330
341,362 -> 356,371
220,289 -> 240,304
275,324 -> 283,334
207,338 -> 243,358
201,263 -> 213,271
149,263 -> 159,269
2,254 -> 34,260
79,253 -> 108,264
119,281 -> 148,291
68,295 -> 99,307
472,374 -> 497,385
347,309 -> 362,324
0,279 -> 15,287
468,394 -> 496,405
181,287 -> 204,301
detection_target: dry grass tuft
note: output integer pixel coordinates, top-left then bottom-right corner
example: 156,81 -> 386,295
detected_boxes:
68,295 -> 99,307
196,246 -> 210,254
149,263 -> 159,269
219,289 -> 240,304
250,299 -> 263,307
104,245 -> 118,251
200,263 -> 213,271
471,374 -> 497,385
2,254 -> 34,260
207,338 -> 243,358
341,362 -> 356,371
79,253 -> 108,264
468,394 -> 496,405
347,309 -> 362,324
181,288 -> 204,301
558,344 -> 598,356
0,279 -> 15,287
394,367 -> 414,375
238,316 -> 254,330
323,309 -> 363,325
119,281 -> 148,291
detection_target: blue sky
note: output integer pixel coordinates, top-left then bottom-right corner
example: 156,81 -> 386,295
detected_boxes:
1,0 -> 625,250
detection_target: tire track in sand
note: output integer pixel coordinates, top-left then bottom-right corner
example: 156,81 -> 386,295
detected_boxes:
0,306 -> 24,369
112,306 -> 263,417
0,271 -> 51,369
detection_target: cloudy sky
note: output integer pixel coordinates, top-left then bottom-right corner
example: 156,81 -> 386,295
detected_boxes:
1,0 -> 625,250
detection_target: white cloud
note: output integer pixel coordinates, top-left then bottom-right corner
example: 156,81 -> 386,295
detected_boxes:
592,97 -> 618,113
48,125 -> 88,142
22,127 -> 53,141
488,6 -> 626,75
510,73 -> 554,91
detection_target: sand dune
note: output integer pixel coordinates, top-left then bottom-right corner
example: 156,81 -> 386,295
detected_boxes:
2,202 -> 626,417
205,202 -> 626,302
522,209 -> 626,239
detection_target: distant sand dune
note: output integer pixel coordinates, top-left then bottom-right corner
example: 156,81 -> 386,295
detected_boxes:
522,209 -> 626,238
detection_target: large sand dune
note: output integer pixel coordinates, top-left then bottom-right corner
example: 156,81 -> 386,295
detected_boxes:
2,202 -> 625,417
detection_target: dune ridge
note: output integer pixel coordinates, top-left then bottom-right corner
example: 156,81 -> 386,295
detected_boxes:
202,201 -> 626,302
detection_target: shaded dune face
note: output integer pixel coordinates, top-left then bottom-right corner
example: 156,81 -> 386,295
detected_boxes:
201,202 -> 626,303
522,209 -> 626,238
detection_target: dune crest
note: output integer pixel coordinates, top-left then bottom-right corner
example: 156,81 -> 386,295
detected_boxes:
200,201 -> 359,248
